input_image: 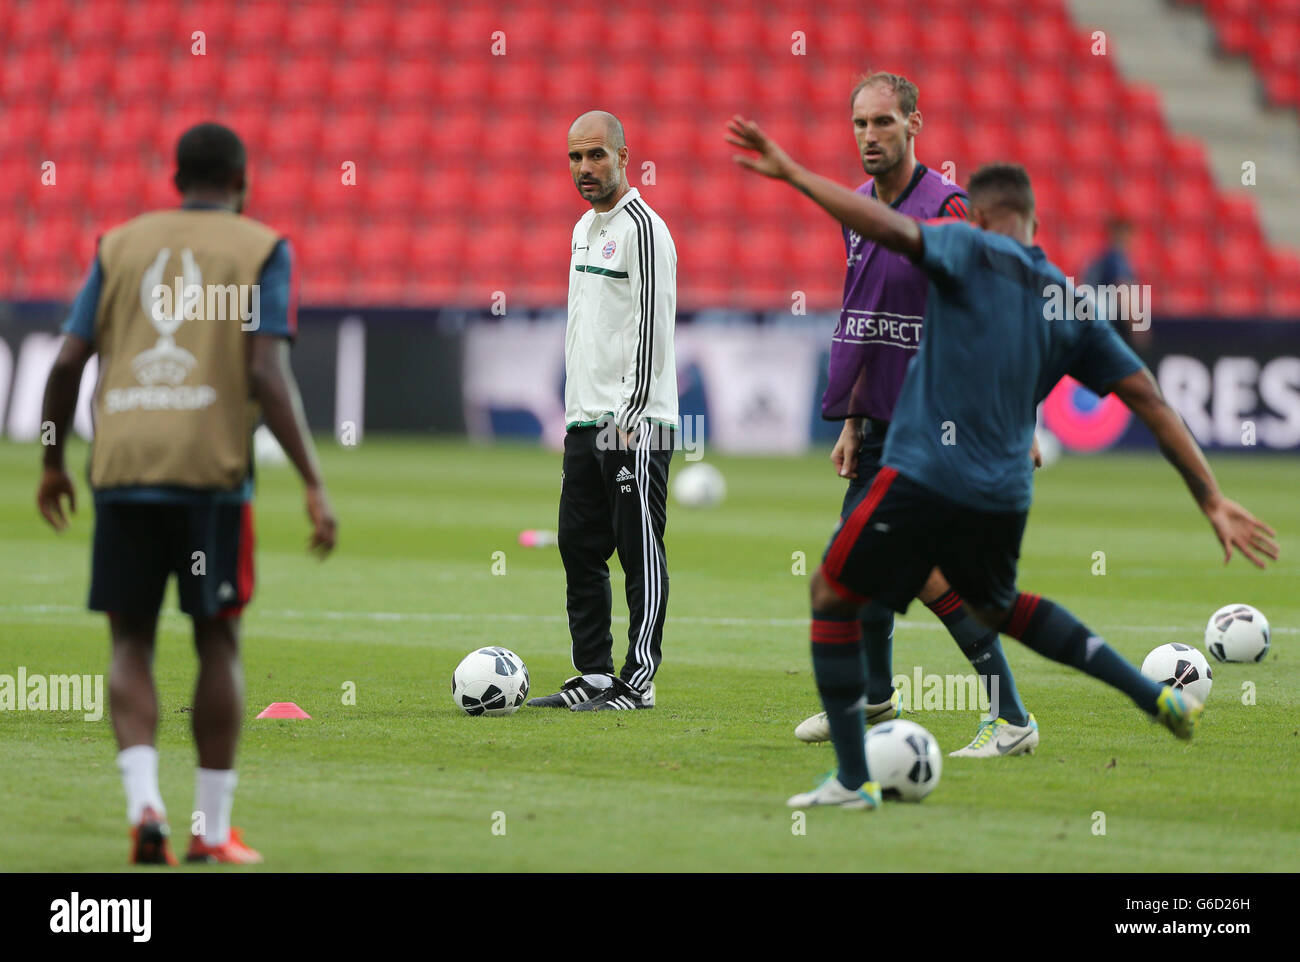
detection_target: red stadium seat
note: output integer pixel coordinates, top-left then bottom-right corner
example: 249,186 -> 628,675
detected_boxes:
8,0 -> 68,45
1016,69 -> 1071,121
53,49 -> 114,102
264,110 -> 323,161
967,65 -> 1018,115
108,49 -> 169,101
44,105 -> 104,159
327,57 -> 386,106
653,8 -> 711,55
87,161 -> 148,211
355,221 -> 412,272
1014,127 -> 1062,177
382,59 -> 438,105
278,54 -> 334,105
1266,263 -> 1300,316
1117,122 -> 1169,171
1258,23 -> 1300,69
219,52 -> 276,103
372,109 -> 431,160
185,0 -> 237,45
410,221 -> 466,275
1066,66 -> 1123,116
230,2 -> 288,49
1,48 -> 57,103
1215,277 -> 1267,315
1018,13 -> 1077,61
284,3 -> 341,49
1,0 -> 1294,312
390,6 -> 445,56
1158,277 -> 1213,314
318,108 -> 379,159
918,65 -> 967,114
606,8 -> 658,56
655,61 -> 710,109
337,4 -> 394,53
970,15 -> 1022,62
442,7 -> 500,56
0,157 -> 28,208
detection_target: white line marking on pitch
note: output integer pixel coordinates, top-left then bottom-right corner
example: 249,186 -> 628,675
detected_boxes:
1,604 -> 1294,635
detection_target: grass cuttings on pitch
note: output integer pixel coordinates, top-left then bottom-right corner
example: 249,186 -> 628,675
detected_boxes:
1,438 -> 1296,872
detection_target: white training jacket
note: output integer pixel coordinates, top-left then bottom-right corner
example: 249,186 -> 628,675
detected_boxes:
565,187 -> 678,434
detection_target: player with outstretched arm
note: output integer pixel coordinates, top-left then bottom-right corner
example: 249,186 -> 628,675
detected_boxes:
794,71 -> 1039,758
726,117 -> 1278,809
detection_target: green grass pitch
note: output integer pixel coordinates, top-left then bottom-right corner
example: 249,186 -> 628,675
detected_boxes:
1,437 -> 1297,872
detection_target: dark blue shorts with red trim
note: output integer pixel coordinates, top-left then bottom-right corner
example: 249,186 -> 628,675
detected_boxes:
819,467 -> 1026,615
89,501 -> 255,619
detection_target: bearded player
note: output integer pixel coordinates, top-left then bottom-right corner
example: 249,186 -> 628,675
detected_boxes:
794,72 -> 1038,758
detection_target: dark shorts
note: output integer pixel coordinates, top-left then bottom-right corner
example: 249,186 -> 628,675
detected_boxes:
820,467 -> 1026,615
840,419 -> 890,520
89,501 -> 255,619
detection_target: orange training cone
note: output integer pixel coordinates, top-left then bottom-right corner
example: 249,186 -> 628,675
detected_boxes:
256,702 -> 311,719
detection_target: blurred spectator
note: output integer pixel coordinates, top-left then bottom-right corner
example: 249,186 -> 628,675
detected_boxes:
1085,217 -> 1151,352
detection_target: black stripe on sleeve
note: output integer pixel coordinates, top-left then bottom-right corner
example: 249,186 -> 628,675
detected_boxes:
625,199 -> 656,427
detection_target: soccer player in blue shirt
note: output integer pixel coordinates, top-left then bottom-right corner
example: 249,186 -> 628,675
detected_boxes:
795,72 -> 1037,758
727,117 -> 1278,809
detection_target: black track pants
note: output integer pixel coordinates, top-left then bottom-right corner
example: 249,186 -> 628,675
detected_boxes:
557,422 -> 672,691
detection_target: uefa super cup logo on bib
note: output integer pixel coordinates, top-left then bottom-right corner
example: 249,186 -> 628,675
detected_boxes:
135,247 -> 201,386
101,247 -> 232,414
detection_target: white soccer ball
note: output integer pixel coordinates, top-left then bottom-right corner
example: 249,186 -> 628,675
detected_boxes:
451,647 -> 530,716
1034,428 -> 1062,469
672,462 -> 726,508
253,424 -> 288,465
864,719 -> 942,802
1140,642 -> 1213,706
1204,604 -> 1271,663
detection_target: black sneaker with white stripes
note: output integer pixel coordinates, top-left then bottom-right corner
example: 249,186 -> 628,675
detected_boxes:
571,679 -> 655,711
526,675 -> 608,709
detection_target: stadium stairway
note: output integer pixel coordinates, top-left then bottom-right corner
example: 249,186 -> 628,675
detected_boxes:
1069,0 -> 1300,250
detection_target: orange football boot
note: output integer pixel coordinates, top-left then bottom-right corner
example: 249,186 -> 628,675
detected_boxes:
186,827 -> 264,864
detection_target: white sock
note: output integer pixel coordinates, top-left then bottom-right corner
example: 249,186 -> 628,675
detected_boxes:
117,745 -> 165,824
194,768 -> 238,845
581,673 -> 614,689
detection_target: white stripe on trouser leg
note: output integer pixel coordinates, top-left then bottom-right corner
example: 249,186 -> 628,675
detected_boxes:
633,442 -> 655,691
630,440 -> 659,692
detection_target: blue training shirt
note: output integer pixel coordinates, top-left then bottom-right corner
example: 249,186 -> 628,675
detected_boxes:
883,220 -> 1144,512
62,227 -> 296,504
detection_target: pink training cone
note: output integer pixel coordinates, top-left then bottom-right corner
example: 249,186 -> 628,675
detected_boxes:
256,702 -> 311,719
518,529 -> 558,548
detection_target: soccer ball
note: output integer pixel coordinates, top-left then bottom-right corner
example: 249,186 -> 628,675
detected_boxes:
451,647 -> 530,716
1204,604 -> 1271,663
253,424 -> 288,465
672,463 -> 726,508
1140,643 -> 1212,705
864,719 -> 942,802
